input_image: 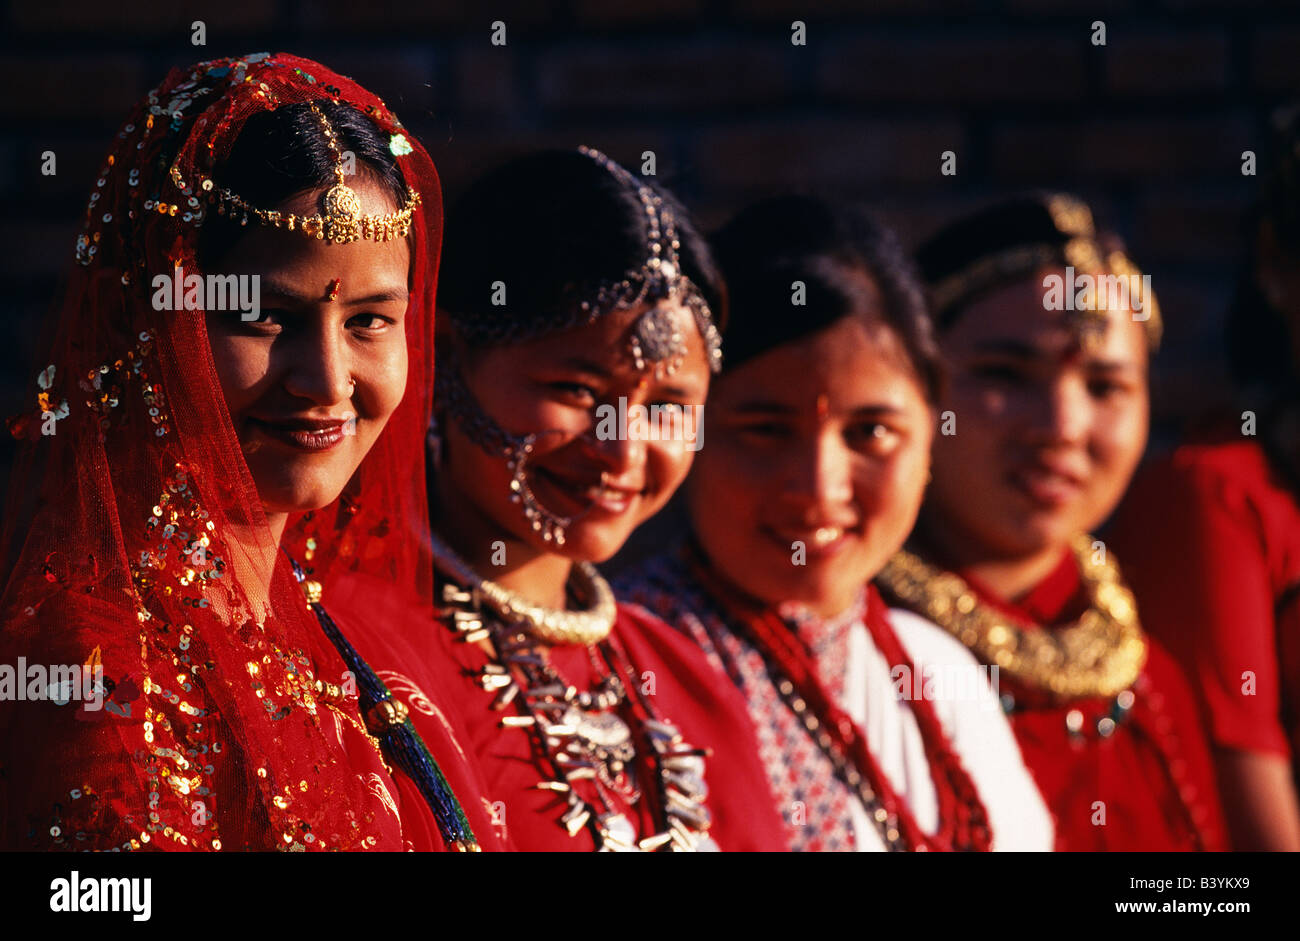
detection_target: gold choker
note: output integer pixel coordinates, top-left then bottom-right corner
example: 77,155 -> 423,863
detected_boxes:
876,534 -> 1147,700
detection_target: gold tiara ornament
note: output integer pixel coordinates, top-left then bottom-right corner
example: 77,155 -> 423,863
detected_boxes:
928,194 -> 1162,349
173,101 -> 420,244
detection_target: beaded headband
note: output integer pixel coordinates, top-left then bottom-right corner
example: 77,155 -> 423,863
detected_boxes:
926,194 -> 1162,350
433,147 -> 723,547
574,146 -> 723,377
446,147 -> 723,375
178,101 -> 421,244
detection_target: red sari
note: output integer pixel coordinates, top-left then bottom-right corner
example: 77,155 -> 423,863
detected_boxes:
954,551 -> 1227,851
363,597 -> 788,852
0,53 -> 480,851
1109,440 -> 1300,789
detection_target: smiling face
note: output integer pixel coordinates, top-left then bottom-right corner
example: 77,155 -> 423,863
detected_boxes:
437,303 -> 711,565
204,176 -> 411,531
686,316 -> 935,617
921,266 -> 1150,563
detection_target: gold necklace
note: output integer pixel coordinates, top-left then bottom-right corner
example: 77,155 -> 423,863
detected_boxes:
876,533 -> 1147,700
427,530 -> 617,646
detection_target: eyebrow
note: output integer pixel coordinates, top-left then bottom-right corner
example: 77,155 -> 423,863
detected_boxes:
969,338 -> 1140,372
653,383 -> 704,400
1086,359 -> 1141,374
258,279 -> 409,305
726,401 -> 905,417
968,339 -> 1043,359
554,356 -> 614,378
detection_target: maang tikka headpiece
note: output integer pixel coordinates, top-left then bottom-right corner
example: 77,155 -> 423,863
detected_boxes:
575,145 -> 723,377
433,147 -> 724,546
187,100 -> 421,244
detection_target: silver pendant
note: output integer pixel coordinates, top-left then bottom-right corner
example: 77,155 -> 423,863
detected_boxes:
566,705 -> 632,750
598,812 -> 638,850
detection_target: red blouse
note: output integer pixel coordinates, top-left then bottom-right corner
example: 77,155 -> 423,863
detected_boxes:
372,596 -> 788,852
1109,440 -> 1300,771
955,552 -> 1228,851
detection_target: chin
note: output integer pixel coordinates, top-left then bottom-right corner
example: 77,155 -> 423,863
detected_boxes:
784,573 -> 857,611
995,515 -> 1068,558
260,481 -> 347,517
551,523 -> 632,565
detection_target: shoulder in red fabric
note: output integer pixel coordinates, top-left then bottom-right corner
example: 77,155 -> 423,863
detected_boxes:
961,553 -> 1228,851
0,52 -> 445,852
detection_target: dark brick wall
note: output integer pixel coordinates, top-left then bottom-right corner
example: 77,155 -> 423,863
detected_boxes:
2,1 -> 1297,496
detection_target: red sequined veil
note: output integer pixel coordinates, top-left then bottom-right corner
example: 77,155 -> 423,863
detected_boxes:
0,53 -> 446,850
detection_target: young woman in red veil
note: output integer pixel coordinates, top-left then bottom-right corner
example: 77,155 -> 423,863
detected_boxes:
354,147 -> 787,851
0,53 -> 498,851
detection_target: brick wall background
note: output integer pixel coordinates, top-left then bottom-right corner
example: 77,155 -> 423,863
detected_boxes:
2,1 -> 1298,498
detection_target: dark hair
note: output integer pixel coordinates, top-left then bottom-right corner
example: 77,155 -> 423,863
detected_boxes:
1227,104 -> 1300,399
436,149 -> 724,344
197,100 -> 408,266
711,194 -> 944,403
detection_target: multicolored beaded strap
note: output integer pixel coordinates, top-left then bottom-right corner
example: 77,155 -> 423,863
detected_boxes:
287,555 -> 480,851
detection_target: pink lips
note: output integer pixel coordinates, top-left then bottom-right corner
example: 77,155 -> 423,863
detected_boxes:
532,467 -> 643,516
1006,458 -> 1086,508
249,417 -> 349,452
762,524 -> 854,560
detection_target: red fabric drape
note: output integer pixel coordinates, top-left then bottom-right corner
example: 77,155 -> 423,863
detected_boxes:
396,600 -> 788,852
955,551 -> 1228,851
0,53 -> 445,851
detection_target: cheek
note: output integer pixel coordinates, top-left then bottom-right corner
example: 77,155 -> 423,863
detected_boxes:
362,337 -> 409,422
861,444 -> 928,526
1091,396 -> 1148,475
446,423 -> 513,511
206,332 -> 269,416
960,380 -> 1018,427
637,441 -> 694,521
942,382 -> 1001,444
650,439 -> 693,486
469,367 -> 589,439
687,450 -> 750,534
931,413 -> 986,474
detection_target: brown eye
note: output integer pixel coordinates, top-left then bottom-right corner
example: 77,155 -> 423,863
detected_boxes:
847,422 -> 899,454
240,308 -> 285,333
738,422 -> 791,441
1088,378 -> 1125,399
347,313 -> 393,332
547,381 -> 599,406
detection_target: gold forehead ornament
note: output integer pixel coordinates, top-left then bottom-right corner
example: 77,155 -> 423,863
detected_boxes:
172,101 -> 420,244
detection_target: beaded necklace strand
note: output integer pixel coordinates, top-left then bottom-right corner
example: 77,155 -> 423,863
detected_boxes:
688,553 -> 992,852
287,555 -> 480,851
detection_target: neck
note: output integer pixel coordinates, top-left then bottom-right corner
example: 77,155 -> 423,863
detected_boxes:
913,514 -> 1068,604
795,589 -> 862,621
265,512 -> 287,550
205,510 -> 287,625
433,473 -> 572,610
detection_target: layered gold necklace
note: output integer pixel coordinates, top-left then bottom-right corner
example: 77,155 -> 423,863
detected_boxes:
876,533 -> 1147,700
